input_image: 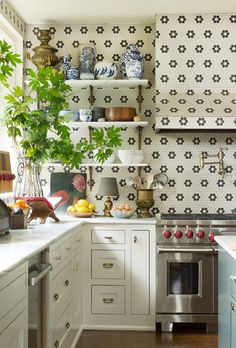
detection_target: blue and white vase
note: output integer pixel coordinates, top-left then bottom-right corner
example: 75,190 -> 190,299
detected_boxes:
79,44 -> 96,80
60,54 -> 71,79
94,61 -> 118,80
120,44 -> 144,79
67,67 -> 79,80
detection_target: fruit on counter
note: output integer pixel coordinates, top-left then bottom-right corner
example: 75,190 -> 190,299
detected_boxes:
67,200 -> 96,213
8,199 -> 30,211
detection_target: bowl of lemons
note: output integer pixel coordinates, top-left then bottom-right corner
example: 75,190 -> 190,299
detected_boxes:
67,199 -> 96,217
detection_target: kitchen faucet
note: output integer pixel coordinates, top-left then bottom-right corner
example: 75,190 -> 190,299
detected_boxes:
199,147 -> 228,177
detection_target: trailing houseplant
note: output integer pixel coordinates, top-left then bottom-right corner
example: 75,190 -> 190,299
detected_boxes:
0,40 -> 122,196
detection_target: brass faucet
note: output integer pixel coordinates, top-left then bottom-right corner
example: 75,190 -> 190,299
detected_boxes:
199,148 -> 228,178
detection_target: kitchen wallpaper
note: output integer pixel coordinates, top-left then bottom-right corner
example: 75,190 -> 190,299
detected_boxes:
24,17 -> 236,214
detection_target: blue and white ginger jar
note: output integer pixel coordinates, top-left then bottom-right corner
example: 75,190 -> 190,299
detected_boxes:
94,61 -> 118,80
79,44 -> 96,80
120,44 -> 144,79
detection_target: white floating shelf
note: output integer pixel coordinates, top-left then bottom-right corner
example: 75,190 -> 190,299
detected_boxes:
66,79 -> 149,89
69,121 -> 148,129
46,162 -> 148,168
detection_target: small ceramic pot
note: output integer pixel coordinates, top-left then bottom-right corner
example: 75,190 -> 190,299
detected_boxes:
120,44 -> 144,79
94,61 -> 118,80
92,106 -> 105,121
79,109 -> 92,122
71,112 -> 79,121
67,67 -> 79,80
126,60 -> 143,79
79,43 -> 95,80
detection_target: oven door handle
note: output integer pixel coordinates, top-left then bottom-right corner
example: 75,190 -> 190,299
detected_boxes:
157,246 -> 214,254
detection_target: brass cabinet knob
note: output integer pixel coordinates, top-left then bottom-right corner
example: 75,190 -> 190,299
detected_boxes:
54,293 -> 59,301
65,280 -> 70,286
66,322 -> 70,330
54,340 -> 59,348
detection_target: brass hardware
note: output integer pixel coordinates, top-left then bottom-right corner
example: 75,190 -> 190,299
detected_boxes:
53,293 -> 59,301
133,235 -> 137,243
231,302 -> 236,311
103,263 -> 114,268
65,280 -> 70,286
137,85 -> 143,113
104,236 -> 112,240
103,298 -> 114,304
26,29 -> 60,69
199,147 -> 228,178
66,247 -> 71,251
54,340 -> 59,348
136,189 -> 154,218
65,322 -> 70,330
55,256 -> 61,261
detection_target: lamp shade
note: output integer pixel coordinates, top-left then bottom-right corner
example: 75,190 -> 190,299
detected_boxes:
97,177 -> 119,197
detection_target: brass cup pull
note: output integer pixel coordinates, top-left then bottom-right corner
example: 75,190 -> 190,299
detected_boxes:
103,263 -> 114,268
65,322 -> 70,330
231,302 -> 236,312
55,256 -> 61,261
54,293 -> 59,301
54,340 -> 59,348
104,236 -> 112,240
65,280 -> 70,286
66,247 -> 71,251
103,298 -> 114,304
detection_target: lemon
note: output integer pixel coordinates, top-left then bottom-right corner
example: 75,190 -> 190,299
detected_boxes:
76,199 -> 89,208
67,205 -> 75,212
88,203 -> 96,212
76,206 -> 90,213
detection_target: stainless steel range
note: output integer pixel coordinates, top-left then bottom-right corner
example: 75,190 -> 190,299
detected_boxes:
156,213 -> 236,332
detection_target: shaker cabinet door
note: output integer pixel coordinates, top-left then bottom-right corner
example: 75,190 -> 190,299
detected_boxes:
131,230 -> 150,315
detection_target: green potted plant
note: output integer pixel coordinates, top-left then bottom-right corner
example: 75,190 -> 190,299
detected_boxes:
0,40 -> 122,196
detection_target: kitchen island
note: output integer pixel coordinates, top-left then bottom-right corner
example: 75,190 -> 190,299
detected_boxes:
215,236 -> 236,348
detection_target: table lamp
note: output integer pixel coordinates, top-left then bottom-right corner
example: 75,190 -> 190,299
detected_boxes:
97,177 -> 119,217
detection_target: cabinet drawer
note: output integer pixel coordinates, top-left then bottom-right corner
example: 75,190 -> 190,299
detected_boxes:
92,250 -> 125,279
0,272 -> 26,323
91,229 -> 125,244
50,261 -> 72,324
49,236 -> 73,271
91,285 -> 125,314
73,230 -> 81,250
52,303 -> 71,348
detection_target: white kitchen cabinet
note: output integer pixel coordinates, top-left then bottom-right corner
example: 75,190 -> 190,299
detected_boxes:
0,262 -> 28,348
131,230 -> 150,315
44,227 -> 82,348
82,223 -> 156,330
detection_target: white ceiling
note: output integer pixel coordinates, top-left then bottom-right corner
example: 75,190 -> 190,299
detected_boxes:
7,0 -> 236,24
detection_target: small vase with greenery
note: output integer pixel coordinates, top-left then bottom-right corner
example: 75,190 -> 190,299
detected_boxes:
0,40 -> 122,196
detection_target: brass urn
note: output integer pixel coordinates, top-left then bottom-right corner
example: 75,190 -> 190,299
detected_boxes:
26,29 -> 60,69
136,189 -> 154,218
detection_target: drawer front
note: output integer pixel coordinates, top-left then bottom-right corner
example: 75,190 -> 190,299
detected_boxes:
52,303 -> 71,348
91,229 -> 125,244
62,237 -> 73,260
0,272 -> 26,322
50,262 -> 72,324
92,285 -> 125,314
49,244 -> 63,270
73,230 -> 81,250
92,250 -> 125,279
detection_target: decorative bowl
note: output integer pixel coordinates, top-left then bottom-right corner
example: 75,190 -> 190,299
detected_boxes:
105,107 -> 136,122
94,61 -> 118,80
110,209 -> 134,219
118,150 -> 136,164
68,211 -> 96,218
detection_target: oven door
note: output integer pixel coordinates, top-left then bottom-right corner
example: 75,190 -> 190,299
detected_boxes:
157,246 -> 214,314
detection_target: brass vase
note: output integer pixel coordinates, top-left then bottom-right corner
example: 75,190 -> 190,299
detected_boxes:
26,29 -> 60,69
136,189 -> 154,218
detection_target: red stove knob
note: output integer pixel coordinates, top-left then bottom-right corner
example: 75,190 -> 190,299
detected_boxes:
163,230 -> 172,239
174,230 -> 183,239
196,230 -> 205,239
185,230 -> 194,239
209,232 -> 215,242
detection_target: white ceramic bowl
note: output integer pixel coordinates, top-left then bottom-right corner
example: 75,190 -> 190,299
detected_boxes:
118,150 -> 136,164
134,150 -> 144,163
110,209 -> 134,219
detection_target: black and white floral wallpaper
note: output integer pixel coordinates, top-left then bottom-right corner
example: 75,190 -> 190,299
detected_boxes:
0,0 -> 26,35
24,17 -> 236,214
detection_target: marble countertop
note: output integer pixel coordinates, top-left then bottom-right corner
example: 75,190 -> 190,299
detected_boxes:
0,216 -> 156,277
215,235 -> 236,260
